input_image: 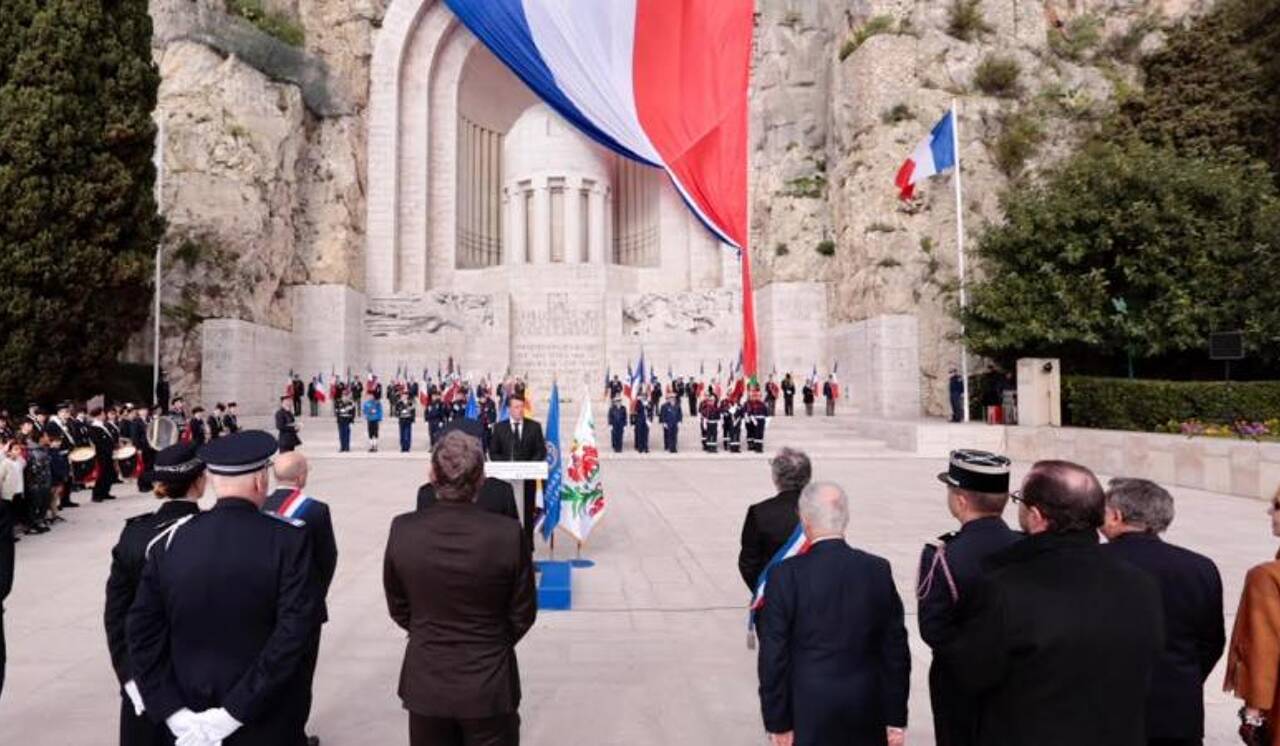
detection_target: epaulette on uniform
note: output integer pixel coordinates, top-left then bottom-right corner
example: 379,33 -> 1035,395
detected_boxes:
266,512 -> 306,528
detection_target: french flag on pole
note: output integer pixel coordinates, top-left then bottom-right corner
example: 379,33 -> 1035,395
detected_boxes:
895,109 -> 958,200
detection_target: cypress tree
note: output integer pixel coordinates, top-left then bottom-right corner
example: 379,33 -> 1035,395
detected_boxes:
0,0 -> 161,404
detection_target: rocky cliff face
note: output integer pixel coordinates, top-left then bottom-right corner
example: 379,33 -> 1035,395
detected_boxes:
751,0 -> 1210,413
145,0 -> 1210,412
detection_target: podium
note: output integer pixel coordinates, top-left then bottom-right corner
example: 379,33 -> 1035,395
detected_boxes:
484,461 -> 549,482
485,460 -> 571,609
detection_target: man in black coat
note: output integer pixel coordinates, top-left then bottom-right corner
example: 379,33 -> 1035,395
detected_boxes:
276,395 -> 302,453
917,450 -> 1021,746
89,407 -> 118,502
126,432 -> 318,746
488,395 -> 546,548
264,452 -> 338,746
738,447 -> 811,592
1101,478 -> 1225,746
384,431 -> 537,746
944,460 -> 1165,746
758,481 -> 910,746
607,398 -> 627,453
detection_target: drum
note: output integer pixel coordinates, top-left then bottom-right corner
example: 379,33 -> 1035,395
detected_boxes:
69,446 -> 96,464
113,444 -> 138,461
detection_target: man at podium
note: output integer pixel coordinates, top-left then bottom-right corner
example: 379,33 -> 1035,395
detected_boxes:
488,394 -> 546,547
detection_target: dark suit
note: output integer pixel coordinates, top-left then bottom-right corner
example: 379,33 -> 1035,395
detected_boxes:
383,502 -> 537,746
276,408 -> 301,452
488,418 -> 546,547
418,479 -> 518,521
261,488 -> 337,738
1103,532 -> 1225,743
89,422 -> 116,500
737,489 -> 800,592
105,500 -> 201,746
944,530 -> 1164,746
0,499 -> 13,702
916,516 -> 1021,746
126,498 -> 318,746
758,539 -> 911,745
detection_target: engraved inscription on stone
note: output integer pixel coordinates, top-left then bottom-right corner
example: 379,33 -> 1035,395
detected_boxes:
365,292 -> 495,338
511,292 -> 603,389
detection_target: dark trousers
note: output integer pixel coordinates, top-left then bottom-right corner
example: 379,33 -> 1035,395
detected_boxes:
293,628 -> 322,737
0,608 -> 5,703
292,397 -> 302,416
611,427 -> 624,453
634,427 -> 649,453
368,420 -> 380,441
409,711 -> 519,746
950,392 -> 963,422
783,395 -> 794,416
521,482 -> 537,548
309,400 -> 319,417
337,421 -> 351,452
120,695 -> 173,746
399,420 -> 413,452
663,426 -> 677,453
825,398 -> 835,416
93,458 -> 114,500
687,398 -> 697,417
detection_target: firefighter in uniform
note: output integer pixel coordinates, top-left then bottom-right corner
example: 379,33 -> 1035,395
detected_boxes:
395,392 -> 416,453
916,449 -> 1020,746
743,387 -> 769,453
631,391 -> 651,454
698,392 -> 719,453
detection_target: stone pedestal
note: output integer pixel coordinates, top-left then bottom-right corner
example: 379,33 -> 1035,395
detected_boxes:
201,320 -> 293,411
828,314 -> 921,419
1015,358 -> 1062,427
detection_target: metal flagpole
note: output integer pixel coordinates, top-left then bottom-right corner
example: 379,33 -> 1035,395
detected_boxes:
951,99 -> 970,424
152,116 -> 165,407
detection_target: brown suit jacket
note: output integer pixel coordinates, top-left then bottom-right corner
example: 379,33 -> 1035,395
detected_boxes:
383,501 -> 537,718
1227,556 -> 1280,744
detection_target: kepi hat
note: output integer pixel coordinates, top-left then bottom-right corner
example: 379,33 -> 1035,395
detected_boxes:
937,449 -> 1011,494
199,430 -> 278,476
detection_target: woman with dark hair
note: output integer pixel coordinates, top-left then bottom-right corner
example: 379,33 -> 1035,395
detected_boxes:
103,442 -> 206,746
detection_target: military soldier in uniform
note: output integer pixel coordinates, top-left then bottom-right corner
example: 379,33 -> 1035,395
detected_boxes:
721,397 -> 742,454
225,402 -> 241,434
395,392 -> 417,453
263,452 -> 337,746
276,395 -> 302,453
698,391 -> 719,453
743,387 -> 769,453
425,393 -> 447,448
781,373 -> 796,416
126,431 -> 318,746
607,397 -> 627,453
104,442 -> 206,746
632,392 -> 651,454
333,391 -> 356,453
916,449 -> 1020,746
659,389 -> 682,453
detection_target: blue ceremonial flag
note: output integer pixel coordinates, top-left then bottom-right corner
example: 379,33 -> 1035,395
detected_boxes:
540,382 -> 563,542
465,389 -> 479,420
636,350 -> 646,385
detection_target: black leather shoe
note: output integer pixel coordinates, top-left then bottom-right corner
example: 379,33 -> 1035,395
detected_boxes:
307,736 -> 320,746
61,500 -> 80,508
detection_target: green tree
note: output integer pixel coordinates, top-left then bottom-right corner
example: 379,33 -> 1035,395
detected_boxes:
962,141 -> 1280,370
1111,0 -> 1280,176
0,0 -> 161,404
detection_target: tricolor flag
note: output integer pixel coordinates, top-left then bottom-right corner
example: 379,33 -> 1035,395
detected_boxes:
895,109 -> 957,201
314,374 -> 327,404
750,523 -> 810,614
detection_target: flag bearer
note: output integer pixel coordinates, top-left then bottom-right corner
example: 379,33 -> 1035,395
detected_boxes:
632,391 -> 651,454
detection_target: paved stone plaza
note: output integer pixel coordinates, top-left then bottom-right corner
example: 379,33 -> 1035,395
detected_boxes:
0,418 -> 1271,745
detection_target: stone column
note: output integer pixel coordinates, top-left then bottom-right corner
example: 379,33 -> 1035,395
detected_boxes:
507,183 -> 527,265
564,177 -> 583,264
587,184 -> 606,264
531,176 -> 551,264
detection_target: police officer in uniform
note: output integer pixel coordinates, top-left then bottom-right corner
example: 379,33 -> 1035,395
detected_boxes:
425,393 -> 447,448
104,442 -> 206,746
607,397 -> 627,453
126,431 -> 318,746
263,452 -> 337,746
916,449 -> 1020,746
333,392 -> 356,452
659,390 -> 682,454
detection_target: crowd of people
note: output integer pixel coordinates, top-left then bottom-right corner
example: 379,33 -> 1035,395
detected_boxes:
737,446 -> 1280,746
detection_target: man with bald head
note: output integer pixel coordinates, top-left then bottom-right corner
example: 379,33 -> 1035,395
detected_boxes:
264,451 -> 338,746
944,460 -> 1164,746
757,481 -> 910,746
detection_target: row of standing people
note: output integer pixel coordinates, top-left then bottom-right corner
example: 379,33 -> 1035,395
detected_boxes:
603,386 -> 772,454
738,447 -> 1276,746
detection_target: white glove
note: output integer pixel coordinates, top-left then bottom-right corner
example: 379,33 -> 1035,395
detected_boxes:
123,679 -> 145,716
194,707 -> 242,742
165,709 -> 204,742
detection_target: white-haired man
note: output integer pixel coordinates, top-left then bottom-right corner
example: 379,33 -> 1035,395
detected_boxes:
757,482 -> 910,746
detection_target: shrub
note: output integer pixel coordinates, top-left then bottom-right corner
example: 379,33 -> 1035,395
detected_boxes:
1048,14 -> 1103,62
839,15 -> 895,61
780,174 -> 827,198
815,240 -> 836,256
1105,14 -> 1159,62
881,103 -> 915,124
973,55 -> 1022,97
990,111 -> 1044,177
226,0 -> 305,47
1062,377 -> 1280,431
948,0 -> 993,41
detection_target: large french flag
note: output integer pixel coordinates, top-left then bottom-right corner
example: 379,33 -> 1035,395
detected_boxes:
445,0 -> 758,375
895,110 -> 957,200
